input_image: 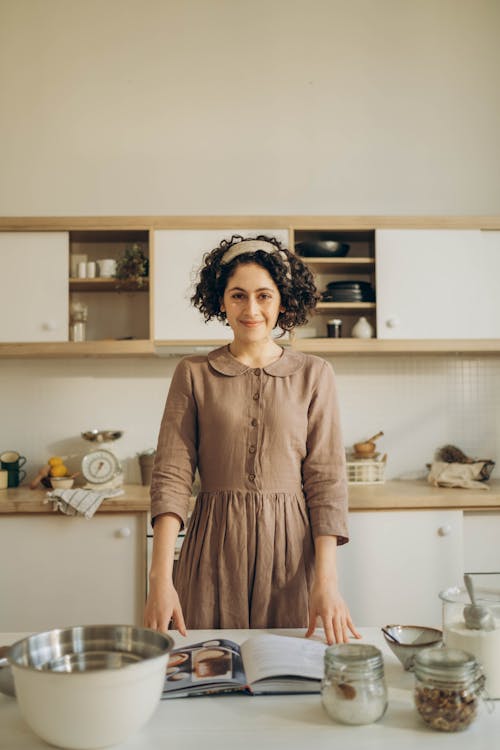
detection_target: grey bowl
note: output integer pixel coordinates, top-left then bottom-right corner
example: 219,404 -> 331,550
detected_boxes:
0,646 -> 15,697
382,625 -> 442,671
295,241 -> 350,258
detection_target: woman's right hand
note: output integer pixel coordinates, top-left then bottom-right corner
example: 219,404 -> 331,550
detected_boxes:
144,576 -> 187,636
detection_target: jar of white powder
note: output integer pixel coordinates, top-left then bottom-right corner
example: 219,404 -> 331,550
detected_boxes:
321,643 -> 387,725
440,580 -> 500,699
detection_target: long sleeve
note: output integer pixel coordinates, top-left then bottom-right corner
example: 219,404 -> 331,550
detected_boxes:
150,358 -> 198,528
302,360 -> 349,543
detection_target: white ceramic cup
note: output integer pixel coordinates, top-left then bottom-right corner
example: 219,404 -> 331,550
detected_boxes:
86,261 -> 96,278
77,261 -> 87,279
97,259 -> 117,278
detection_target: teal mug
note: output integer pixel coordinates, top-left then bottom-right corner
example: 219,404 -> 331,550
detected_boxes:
0,451 -> 27,487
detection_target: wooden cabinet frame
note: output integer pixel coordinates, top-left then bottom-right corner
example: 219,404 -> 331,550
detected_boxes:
1,215 -> 499,357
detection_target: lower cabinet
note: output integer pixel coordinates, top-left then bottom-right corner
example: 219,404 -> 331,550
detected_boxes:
0,513 -> 147,632
337,510 -> 464,627
463,512 -> 500,571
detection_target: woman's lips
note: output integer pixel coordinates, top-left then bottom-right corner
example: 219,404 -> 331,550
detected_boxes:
240,320 -> 263,327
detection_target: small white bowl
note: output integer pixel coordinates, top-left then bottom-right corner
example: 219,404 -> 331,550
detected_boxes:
382,625 -> 442,671
50,477 -> 74,490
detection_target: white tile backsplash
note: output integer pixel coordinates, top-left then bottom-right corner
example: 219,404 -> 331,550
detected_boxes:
0,353 -> 498,484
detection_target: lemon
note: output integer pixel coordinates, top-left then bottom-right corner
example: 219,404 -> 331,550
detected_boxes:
50,464 -> 69,477
48,456 -> 64,467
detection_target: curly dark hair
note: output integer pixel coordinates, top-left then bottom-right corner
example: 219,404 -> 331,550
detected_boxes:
191,235 -> 320,333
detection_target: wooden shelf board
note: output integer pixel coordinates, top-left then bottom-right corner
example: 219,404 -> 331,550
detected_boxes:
1,338 -> 500,357
316,302 -> 376,311
293,338 -> 500,354
302,258 -> 375,273
1,215 -> 500,231
0,340 -> 155,358
69,278 -> 149,292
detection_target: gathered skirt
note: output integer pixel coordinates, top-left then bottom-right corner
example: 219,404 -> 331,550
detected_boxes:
174,490 -> 316,629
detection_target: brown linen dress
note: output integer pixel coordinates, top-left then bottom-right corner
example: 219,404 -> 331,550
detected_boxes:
150,345 -> 348,629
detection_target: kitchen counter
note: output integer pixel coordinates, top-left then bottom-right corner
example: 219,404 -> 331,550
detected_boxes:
1,479 -> 499,514
1,627 -> 498,749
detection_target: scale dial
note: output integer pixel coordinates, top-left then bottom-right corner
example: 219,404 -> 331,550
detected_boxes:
81,449 -> 121,484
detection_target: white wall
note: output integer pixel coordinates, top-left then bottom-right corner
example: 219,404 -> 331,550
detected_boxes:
0,0 -> 499,214
0,1 -> 499,488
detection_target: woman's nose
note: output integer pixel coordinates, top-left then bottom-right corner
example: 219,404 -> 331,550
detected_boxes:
245,296 -> 259,315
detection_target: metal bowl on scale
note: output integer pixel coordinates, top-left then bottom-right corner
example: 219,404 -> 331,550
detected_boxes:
81,430 -> 124,443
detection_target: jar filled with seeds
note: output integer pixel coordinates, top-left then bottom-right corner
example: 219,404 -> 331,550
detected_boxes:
321,643 -> 388,725
413,647 -> 486,732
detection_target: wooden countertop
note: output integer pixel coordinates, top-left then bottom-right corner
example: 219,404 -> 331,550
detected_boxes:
0,484 -> 151,514
1,480 -> 499,515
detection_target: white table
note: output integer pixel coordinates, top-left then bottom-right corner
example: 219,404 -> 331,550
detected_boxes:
1,628 -> 498,749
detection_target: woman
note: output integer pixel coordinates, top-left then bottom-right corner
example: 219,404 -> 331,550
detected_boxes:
144,235 -> 360,645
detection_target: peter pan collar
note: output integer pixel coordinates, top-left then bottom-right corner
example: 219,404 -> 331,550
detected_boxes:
207,344 -> 306,377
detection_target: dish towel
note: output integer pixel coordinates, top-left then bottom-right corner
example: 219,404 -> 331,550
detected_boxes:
46,488 -> 125,519
428,461 -> 490,490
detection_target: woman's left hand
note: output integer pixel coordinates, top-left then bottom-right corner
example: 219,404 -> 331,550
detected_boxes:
306,578 -> 362,645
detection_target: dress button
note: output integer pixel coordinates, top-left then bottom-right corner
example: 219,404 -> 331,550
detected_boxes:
251,418 -> 258,427
254,368 -> 261,376
249,474 -> 256,482
249,445 -> 256,454
253,393 -> 260,401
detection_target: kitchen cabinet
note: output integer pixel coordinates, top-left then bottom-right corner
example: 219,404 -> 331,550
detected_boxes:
292,229 -> 377,340
2,216 -> 500,357
0,232 -> 69,342
0,513 -> 146,632
463,511 -> 500,571
338,510 -> 463,626
375,229 -> 500,339
153,228 -> 289,343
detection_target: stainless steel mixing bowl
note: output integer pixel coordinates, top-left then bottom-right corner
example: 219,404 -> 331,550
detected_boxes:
2,624 -> 174,749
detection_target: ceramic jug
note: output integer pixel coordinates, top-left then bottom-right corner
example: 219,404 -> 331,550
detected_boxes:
351,316 -> 374,339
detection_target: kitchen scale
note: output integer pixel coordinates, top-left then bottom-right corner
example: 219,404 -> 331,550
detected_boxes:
81,430 -> 124,489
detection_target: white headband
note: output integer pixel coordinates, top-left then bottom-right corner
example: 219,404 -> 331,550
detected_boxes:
220,240 -> 292,279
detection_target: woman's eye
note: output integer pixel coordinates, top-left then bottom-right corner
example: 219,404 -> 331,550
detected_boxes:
231,293 -> 244,300
259,294 -> 272,301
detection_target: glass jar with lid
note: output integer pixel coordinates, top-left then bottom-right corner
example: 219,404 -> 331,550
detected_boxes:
440,575 -> 500,699
413,647 -> 486,732
321,643 -> 387,725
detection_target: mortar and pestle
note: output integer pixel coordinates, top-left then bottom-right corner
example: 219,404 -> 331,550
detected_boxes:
353,431 -> 384,459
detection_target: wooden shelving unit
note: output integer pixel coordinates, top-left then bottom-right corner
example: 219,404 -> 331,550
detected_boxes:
1,215 -> 499,358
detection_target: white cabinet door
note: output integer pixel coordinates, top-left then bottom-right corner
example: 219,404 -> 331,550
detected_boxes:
337,510 -> 463,626
463,512 -> 500,571
0,232 -> 69,342
153,229 -> 289,341
375,229 -> 500,339
0,514 -> 146,632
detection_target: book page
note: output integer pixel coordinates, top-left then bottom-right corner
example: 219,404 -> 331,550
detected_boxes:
162,638 -> 247,697
240,634 -> 326,686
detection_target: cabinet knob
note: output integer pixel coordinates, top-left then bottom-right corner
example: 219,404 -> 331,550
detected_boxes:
116,527 -> 131,538
438,524 -> 452,537
385,317 -> 400,329
42,320 -> 57,331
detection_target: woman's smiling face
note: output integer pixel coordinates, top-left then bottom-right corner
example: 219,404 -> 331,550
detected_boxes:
221,263 -> 283,344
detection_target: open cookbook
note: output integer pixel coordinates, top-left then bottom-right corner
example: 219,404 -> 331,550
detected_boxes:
162,633 -> 327,698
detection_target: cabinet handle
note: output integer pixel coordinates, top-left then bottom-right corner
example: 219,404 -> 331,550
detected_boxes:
385,317 -> 400,329
438,525 -> 452,536
42,320 -> 57,331
116,527 -> 131,538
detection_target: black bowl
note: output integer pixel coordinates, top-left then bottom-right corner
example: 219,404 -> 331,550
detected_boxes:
295,241 -> 350,258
